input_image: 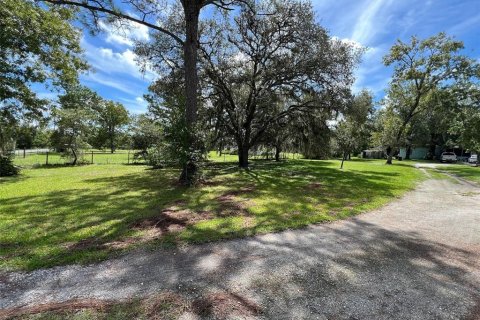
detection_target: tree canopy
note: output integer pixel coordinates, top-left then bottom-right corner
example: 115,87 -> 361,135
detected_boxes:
0,0 -> 87,154
43,0 -> 251,184
380,32 -> 479,163
141,0 -> 361,168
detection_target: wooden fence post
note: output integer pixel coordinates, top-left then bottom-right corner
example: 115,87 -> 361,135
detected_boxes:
46,152 -> 49,165
91,151 -> 94,164
127,151 -> 130,164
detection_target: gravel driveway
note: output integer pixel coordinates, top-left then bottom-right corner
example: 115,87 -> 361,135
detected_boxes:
1,169 -> 480,319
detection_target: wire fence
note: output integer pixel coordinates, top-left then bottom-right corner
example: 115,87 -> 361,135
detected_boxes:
11,148 -> 304,167
11,149 -> 146,167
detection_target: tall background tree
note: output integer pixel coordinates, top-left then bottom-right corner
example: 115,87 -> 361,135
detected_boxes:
334,90 -> 374,168
0,0 -> 87,155
141,0 -> 360,168
201,0 -> 360,167
371,105 -> 403,160
94,101 -> 130,153
130,114 -> 163,153
52,86 -> 100,164
290,109 -> 333,160
382,32 -> 479,164
447,81 -> 480,155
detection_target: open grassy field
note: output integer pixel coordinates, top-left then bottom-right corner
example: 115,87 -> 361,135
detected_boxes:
439,164 -> 480,184
0,156 -> 424,271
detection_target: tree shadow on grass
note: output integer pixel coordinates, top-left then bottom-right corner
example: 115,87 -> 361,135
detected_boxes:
0,175 -> 28,185
176,162 -> 414,245
0,168 -> 191,270
0,160 -> 419,271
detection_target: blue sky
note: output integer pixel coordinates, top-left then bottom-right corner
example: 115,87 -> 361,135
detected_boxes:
50,0 -> 480,114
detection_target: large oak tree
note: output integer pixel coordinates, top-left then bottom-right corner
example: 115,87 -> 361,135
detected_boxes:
201,0 -> 360,167
142,0 -> 360,168
43,0 -> 250,184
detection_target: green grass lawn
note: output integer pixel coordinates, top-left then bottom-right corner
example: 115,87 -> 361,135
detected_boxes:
438,164 -> 480,184
0,157 -> 424,271
12,152 -> 66,166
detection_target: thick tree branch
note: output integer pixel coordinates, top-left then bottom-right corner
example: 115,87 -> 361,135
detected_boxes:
41,0 -> 185,45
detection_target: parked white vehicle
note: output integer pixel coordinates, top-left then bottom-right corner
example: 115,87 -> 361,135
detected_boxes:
468,154 -> 478,164
440,152 -> 457,163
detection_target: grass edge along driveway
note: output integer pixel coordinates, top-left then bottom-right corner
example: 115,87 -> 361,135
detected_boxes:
0,158 -> 424,271
438,164 -> 480,185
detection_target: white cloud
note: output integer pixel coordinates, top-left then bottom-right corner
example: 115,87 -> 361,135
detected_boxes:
313,0 -> 479,100
118,97 -> 148,114
332,36 -> 364,50
99,20 -> 150,47
326,119 -> 339,128
233,52 -> 248,63
81,38 -> 155,81
83,73 -> 143,96
351,0 -> 393,44
78,37 -> 156,113
98,48 -> 139,73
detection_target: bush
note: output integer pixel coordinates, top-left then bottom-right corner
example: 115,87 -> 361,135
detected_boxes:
146,146 -> 166,168
0,156 -> 20,176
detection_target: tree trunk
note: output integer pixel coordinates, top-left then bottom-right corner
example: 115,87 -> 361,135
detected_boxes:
426,135 -> 436,160
179,3 -> 200,185
110,129 -> 114,154
0,126 -> 4,156
340,152 -> 346,169
71,148 -> 77,165
386,146 -> 393,165
183,5 -> 199,127
238,144 -> 249,168
386,154 -> 393,165
179,160 -> 197,184
405,144 -> 411,160
68,134 -> 77,165
275,144 -> 281,162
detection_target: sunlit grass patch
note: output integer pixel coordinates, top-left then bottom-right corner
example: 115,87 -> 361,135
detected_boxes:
438,165 -> 480,184
0,158 -> 424,271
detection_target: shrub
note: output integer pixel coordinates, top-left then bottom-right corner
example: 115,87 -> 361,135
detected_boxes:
0,155 -> 20,176
146,146 -> 166,168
